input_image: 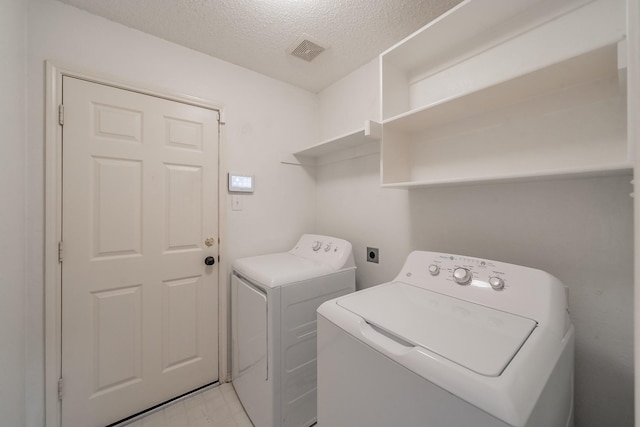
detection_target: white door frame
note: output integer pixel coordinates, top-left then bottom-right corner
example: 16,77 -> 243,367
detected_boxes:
44,61 -> 229,427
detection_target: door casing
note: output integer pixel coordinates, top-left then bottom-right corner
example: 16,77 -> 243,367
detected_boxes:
44,61 -> 229,427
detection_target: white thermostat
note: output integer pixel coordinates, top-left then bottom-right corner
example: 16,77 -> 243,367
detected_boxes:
228,173 -> 254,193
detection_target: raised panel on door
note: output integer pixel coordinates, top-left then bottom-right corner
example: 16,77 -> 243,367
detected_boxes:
165,116 -> 203,151
61,76 -> 219,427
92,157 -> 143,259
162,276 -> 202,372
91,285 -> 143,395
93,103 -> 143,143
164,164 -> 203,252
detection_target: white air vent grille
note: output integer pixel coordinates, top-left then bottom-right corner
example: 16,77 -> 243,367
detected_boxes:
288,34 -> 328,62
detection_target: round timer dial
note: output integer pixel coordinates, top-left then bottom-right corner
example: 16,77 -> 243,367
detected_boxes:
452,268 -> 472,285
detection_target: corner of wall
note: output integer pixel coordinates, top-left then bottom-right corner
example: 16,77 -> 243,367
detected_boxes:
0,0 -> 28,426
317,58 -> 380,141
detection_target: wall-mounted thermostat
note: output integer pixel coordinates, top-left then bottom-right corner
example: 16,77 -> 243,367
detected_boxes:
228,173 -> 254,193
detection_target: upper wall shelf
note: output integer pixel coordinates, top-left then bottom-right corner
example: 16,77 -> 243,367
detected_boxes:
380,0 -> 624,121
293,120 -> 381,159
383,45 -> 621,133
379,0 -> 631,188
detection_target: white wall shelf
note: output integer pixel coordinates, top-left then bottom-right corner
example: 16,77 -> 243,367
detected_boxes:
380,0 -> 631,188
293,120 -> 381,159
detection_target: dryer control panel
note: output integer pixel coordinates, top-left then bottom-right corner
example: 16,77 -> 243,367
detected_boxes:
394,251 -> 569,333
290,234 -> 356,271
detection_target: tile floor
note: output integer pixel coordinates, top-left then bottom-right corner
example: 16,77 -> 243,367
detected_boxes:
122,383 -> 253,427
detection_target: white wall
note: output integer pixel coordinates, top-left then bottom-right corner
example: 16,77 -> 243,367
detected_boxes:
26,0 -> 317,424
0,0 -> 27,426
630,0 -> 640,421
317,59 -> 634,426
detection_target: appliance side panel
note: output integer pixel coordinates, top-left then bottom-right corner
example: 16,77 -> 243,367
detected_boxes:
231,274 -> 274,427
525,329 -> 576,427
280,271 -> 356,427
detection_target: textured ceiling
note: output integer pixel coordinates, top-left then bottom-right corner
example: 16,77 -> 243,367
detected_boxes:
55,0 -> 463,93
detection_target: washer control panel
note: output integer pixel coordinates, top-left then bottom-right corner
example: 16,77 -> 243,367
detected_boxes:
424,254 -> 507,292
394,251 -> 569,330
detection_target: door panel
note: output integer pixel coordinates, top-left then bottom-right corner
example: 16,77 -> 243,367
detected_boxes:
61,76 -> 219,427
164,164 -> 203,251
92,157 -> 142,258
162,276 -> 202,371
92,285 -> 143,394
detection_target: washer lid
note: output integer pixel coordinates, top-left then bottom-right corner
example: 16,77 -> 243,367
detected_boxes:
336,282 -> 537,377
233,253 -> 335,288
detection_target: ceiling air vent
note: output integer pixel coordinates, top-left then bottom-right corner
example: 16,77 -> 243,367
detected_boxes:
287,34 -> 328,62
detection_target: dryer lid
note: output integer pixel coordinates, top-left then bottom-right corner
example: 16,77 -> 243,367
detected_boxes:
233,253 -> 335,288
336,282 -> 536,377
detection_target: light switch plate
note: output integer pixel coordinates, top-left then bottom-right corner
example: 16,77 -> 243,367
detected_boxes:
232,195 -> 243,211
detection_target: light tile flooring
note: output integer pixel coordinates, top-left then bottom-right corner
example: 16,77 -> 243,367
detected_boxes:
123,383 -> 253,427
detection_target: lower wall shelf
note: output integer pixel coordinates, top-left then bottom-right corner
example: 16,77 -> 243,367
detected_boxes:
380,163 -> 633,189
293,120 -> 381,161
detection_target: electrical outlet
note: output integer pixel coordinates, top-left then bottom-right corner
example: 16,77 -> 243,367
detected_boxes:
367,247 -> 379,263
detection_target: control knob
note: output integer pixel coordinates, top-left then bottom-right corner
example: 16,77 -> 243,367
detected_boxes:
452,268 -> 472,285
428,264 -> 440,276
489,276 -> 505,290
324,243 -> 332,252
312,241 -> 322,251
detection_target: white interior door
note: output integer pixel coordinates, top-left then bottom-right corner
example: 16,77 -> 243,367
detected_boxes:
61,76 -> 219,427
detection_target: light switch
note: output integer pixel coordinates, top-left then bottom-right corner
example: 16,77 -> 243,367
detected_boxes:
232,195 -> 243,211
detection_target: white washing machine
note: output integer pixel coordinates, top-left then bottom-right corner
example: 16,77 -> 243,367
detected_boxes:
317,251 -> 574,427
232,234 -> 356,427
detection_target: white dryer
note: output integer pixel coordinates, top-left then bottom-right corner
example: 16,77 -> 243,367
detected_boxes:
317,251 -> 574,427
232,234 -> 356,427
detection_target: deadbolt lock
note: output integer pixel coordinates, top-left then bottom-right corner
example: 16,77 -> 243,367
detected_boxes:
204,237 -> 215,247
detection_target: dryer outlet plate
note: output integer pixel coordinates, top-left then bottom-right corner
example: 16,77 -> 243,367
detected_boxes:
367,247 -> 379,264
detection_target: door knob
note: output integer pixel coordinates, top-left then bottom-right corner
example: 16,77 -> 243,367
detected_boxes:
204,256 -> 215,266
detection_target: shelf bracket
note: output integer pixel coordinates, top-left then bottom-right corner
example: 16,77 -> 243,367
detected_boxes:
364,120 -> 382,140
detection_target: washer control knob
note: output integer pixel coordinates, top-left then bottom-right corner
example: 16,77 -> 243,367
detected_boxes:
324,243 -> 332,252
453,268 -> 472,285
312,241 -> 322,251
428,264 -> 440,276
489,276 -> 505,290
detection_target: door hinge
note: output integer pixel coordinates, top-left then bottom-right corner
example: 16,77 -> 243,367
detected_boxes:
58,104 -> 64,126
58,377 -> 64,400
58,241 -> 63,263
